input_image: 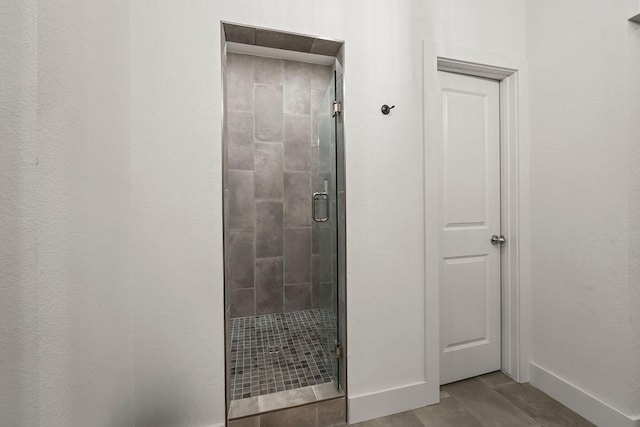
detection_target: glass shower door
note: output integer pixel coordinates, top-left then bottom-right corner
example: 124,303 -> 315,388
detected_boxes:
312,71 -> 341,390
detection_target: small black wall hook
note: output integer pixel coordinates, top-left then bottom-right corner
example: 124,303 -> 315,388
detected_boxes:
381,104 -> 395,115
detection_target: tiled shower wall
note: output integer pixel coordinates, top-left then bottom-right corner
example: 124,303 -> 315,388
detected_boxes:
224,53 -> 334,318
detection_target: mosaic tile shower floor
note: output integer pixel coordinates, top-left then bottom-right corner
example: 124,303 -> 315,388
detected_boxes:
230,309 -> 335,400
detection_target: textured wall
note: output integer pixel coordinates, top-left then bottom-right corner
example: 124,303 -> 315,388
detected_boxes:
131,1 -> 226,424
527,0 -> 640,418
0,1 -> 38,425
630,1 -> 640,413
224,53 -> 333,317
36,0 -> 133,425
1,0 -> 133,426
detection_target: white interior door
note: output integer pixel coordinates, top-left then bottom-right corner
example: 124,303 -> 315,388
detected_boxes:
438,71 -> 502,385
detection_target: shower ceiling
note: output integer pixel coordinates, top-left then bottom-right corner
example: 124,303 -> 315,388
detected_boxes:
223,22 -> 342,56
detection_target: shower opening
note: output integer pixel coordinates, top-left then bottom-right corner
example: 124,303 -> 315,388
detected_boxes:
221,23 -> 346,424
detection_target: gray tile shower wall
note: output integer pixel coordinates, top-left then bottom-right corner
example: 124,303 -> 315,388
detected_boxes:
255,201 -> 283,258
225,53 -> 333,317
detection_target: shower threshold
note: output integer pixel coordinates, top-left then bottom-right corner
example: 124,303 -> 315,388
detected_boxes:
228,382 -> 344,420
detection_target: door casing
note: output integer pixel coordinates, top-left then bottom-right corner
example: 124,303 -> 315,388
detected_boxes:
423,40 -> 531,405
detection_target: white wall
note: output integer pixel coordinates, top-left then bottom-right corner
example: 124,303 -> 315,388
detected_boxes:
0,1 -> 38,425
527,0 -> 640,422
341,1 -> 425,403
26,1 -> 640,426
1,1 -> 133,426
130,2 -> 227,424
38,0 -> 133,422
130,0 -> 527,424
631,2 -> 640,414
424,0 -> 527,57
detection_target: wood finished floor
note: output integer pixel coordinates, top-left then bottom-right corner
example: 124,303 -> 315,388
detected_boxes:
352,372 -> 595,427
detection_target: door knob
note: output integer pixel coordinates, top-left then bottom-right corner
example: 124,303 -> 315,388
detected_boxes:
491,235 -> 506,245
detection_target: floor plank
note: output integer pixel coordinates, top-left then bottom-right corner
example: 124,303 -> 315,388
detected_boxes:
495,382 -> 595,427
412,395 -> 484,427
477,371 -> 516,389
443,377 -> 539,426
351,410 -> 425,427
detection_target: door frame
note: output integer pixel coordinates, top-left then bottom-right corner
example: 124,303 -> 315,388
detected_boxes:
423,40 -> 531,402
221,23 -> 348,423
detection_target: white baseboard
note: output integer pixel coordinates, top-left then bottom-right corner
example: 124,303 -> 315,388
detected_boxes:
347,381 -> 433,424
530,362 -> 640,427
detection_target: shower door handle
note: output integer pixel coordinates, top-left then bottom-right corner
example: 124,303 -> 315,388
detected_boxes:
312,192 -> 329,222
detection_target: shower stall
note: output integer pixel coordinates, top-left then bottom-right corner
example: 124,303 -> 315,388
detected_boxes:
221,23 -> 346,424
